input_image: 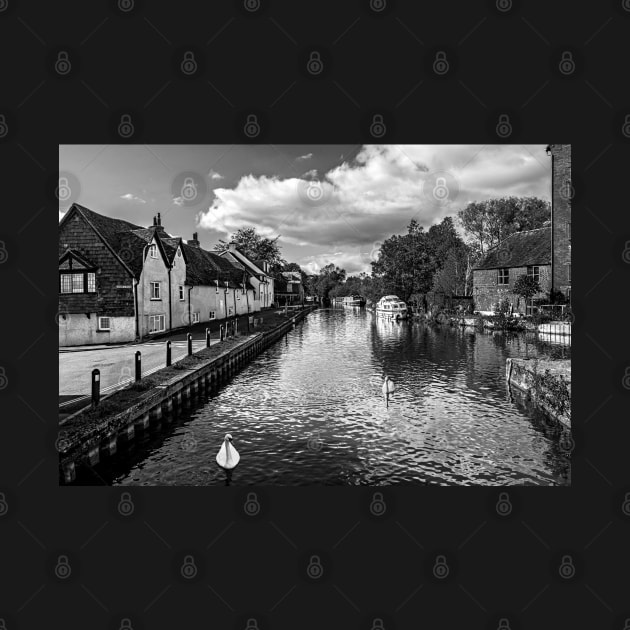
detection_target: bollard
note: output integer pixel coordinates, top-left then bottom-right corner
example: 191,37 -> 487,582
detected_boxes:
206,327 -> 211,347
220,325 -> 224,341
166,340 -> 172,367
135,351 -> 141,382
91,369 -> 100,408
187,333 -> 193,356
235,319 -> 239,336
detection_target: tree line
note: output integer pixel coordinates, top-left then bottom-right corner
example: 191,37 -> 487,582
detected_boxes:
216,196 -> 551,306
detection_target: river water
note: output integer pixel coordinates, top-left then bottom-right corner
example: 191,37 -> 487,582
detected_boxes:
82,308 -> 571,486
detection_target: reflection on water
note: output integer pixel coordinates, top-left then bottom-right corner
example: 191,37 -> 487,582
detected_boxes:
79,309 -> 571,486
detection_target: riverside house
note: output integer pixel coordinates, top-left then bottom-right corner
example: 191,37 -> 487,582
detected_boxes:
58,204 -> 261,346
472,226 -> 552,315
274,271 -> 304,306
472,143 -> 571,315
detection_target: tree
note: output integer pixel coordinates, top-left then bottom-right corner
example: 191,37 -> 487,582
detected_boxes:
214,227 -> 286,271
371,217 -> 467,301
458,196 -> 550,255
513,274 -> 541,312
432,243 -> 473,296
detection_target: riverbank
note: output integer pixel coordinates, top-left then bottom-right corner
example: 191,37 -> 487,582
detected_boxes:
58,305 -> 317,483
506,357 -> 571,428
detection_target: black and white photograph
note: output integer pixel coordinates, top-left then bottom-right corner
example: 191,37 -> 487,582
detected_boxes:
58,144 -> 571,486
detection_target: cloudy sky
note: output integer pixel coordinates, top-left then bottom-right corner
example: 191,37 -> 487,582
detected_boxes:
59,144 -> 551,275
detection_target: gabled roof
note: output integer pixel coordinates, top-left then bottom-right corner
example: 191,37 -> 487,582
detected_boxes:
219,248 -> 269,277
61,204 -> 141,278
60,204 -> 253,287
473,227 -> 551,270
58,247 -> 97,269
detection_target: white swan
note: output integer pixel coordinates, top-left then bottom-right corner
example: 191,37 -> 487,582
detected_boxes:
216,433 -> 240,469
382,375 -> 396,407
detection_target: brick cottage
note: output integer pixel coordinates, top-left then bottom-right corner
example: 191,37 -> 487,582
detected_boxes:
472,144 -> 571,314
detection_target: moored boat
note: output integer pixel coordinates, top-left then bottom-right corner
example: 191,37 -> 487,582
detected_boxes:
375,295 -> 408,319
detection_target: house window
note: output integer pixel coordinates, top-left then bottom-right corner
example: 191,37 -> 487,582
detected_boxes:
148,314 -> 165,333
497,268 -> 509,285
527,266 -> 540,284
192,312 -> 200,323
72,273 -> 84,293
151,282 -> 161,299
228,306 -> 234,316
87,273 -> 96,293
98,316 -> 111,331
178,285 -> 184,301
209,311 -> 216,320
60,274 -> 73,294
149,244 -> 157,258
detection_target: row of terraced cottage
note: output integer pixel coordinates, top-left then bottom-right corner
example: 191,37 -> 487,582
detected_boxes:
59,204 -> 276,346
471,144 -> 571,315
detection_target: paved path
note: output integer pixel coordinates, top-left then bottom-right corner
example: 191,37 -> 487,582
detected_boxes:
59,308 -> 307,406
59,338 -> 213,401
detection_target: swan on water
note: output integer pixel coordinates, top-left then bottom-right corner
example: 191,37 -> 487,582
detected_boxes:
216,433 -> 240,469
382,375 -> 396,407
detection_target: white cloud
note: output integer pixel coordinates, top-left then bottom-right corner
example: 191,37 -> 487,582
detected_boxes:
296,153 -> 313,161
301,169 -> 318,178
120,193 -> 147,203
197,144 -> 551,273
208,169 -> 224,180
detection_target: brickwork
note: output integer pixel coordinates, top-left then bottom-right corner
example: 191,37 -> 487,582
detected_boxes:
550,144 -> 571,298
59,208 -> 135,317
473,265 -> 551,313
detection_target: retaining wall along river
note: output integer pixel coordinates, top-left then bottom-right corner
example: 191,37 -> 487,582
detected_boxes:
59,307 -> 316,483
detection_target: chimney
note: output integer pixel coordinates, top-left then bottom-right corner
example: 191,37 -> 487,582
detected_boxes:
228,242 -> 237,252
188,232 -> 200,247
149,213 -> 166,234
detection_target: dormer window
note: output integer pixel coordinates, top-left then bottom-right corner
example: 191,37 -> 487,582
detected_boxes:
149,244 -> 157,258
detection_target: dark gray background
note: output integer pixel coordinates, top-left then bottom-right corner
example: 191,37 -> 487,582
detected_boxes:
0,0 -> 629,628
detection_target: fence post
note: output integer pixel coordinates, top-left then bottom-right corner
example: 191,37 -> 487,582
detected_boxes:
166,340 -> 171,367
187,333 -> 192,356
206,327 -> 210,347
135,351 -> 141,382
91,369 -> 100,407
235,319 -> 238,337
220,325 -> 224,341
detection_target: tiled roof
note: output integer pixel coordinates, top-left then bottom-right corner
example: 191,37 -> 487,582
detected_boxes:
65,204 -> 251,287
473,226 -> 551,270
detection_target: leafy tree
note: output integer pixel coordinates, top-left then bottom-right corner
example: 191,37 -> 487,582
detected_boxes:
513,274 -> 541,311
432,243 -> 473,296
215,227 -> 286,271
458,196 -> 550,255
